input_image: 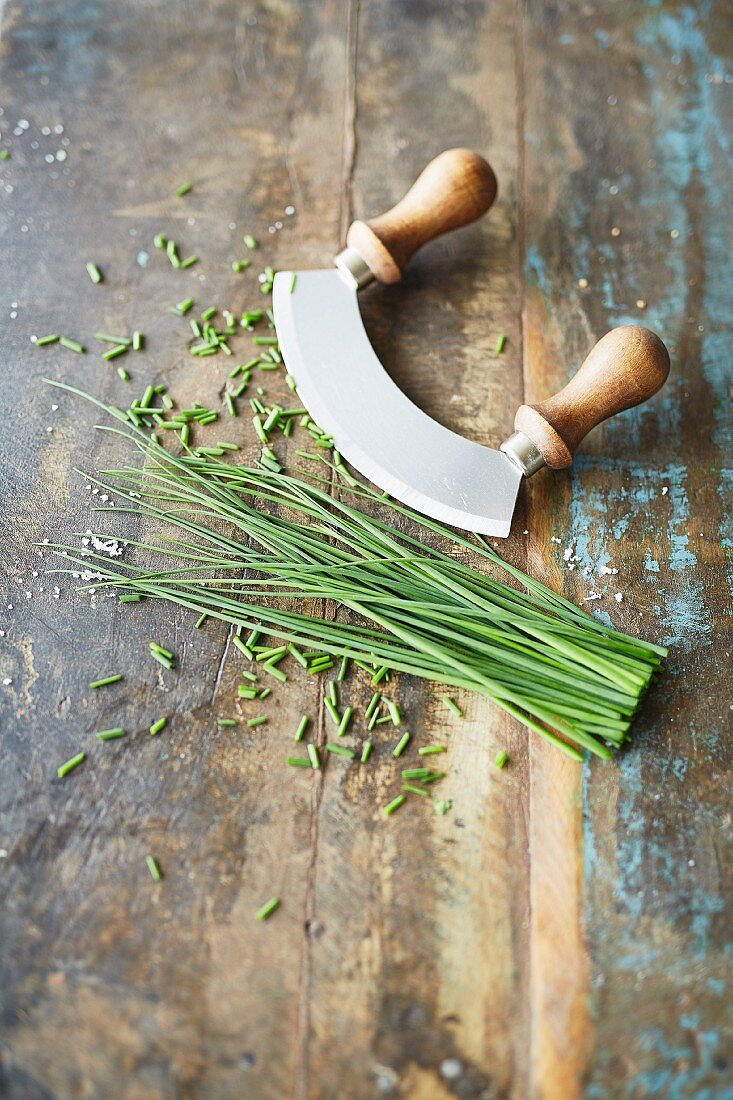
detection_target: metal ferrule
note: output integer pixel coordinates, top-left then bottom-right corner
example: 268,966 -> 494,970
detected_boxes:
334,247 -> 376,291
500,431 -> 546,478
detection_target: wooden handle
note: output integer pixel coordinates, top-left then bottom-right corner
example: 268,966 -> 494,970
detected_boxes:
345,148 -> 497,284
514,326 -> 670,468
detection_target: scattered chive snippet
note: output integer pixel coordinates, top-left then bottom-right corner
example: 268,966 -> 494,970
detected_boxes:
290,272 -> 297,294
360,741 -> 373,764
86,262 -> 103,284
287,756 -> 311,768
57,752 -> 86,779
496,334 -> 507,354
325,743 -> 355,758
435,799 -> 452,816
243,235 -> 258,250
403,783 -> 429,796
145,855 -> 163,882
96,727 -> 126,740
90,674 -> 123,689
59,337 -> 84,353
442,695 -> 462,718
494,750 -> 509,769
247,716 -> 268,729
217,718 -> 238,727
295,715 -> 309,742
35,334 -> 59,346
384,794 -> 406,817
418,745 -> 447,756
175,182 -> 193,197
307,744 -> 321,770
393,732 -> 411,758
256,896 -> 280,921
149,716 -> 168,736
337,706 -> 354,738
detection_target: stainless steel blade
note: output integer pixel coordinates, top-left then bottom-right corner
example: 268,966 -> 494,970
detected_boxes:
273,268 -> 522,537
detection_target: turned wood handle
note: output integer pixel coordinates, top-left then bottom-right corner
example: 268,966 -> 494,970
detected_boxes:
514,326 -> 670,468
345,148 -> 497,284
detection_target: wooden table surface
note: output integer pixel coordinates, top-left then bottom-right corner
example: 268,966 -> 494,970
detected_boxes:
1,2 -> 731,1098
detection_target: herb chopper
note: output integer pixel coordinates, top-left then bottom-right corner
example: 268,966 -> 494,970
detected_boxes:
273,149 -> 670,536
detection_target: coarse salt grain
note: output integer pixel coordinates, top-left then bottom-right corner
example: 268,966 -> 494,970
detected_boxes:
614,593 -> 623,602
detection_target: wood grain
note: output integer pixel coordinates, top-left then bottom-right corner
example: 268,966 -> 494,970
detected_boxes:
0,1 -> 730,1098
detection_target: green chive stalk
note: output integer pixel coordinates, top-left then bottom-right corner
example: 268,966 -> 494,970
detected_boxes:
45,382 -> 667,761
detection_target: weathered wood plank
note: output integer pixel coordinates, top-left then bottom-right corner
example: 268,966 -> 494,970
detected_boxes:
302,3 -> 532,1099
0,2 -> 350,1098
521,1 -> 733,1095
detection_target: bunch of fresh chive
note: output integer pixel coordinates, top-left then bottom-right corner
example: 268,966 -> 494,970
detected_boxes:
46,382 -> 666,762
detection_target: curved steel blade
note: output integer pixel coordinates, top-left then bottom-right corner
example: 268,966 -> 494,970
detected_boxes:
273,269 -> 521,537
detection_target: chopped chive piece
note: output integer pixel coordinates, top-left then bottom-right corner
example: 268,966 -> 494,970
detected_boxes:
180,423 -> 190,446
166,240 -> 180,267
149,716 -> 168,736
97,727 -> 126,741
201,306 -> 217,321
253,336 -> 278,346
195,613 -> 208,629
117,366 -> 130,381
421,771 -> 446,784
328,680 -> 338,707
365,693 -> 381,722
326,743 -> 355,758
287,756 -> 311,768
418,745 -> 447,756
217,718 -> 238,727
233,636 -> 254,658
232,259 -> 251,272
290,272 -> 297,294
324,698 -> 340,726
225,393 -> 236,417
145,855 -> 163,882
59,337 -> 85,353
90,674 -> 123,689
288,644 -> 308,668
141,385 -> 155,408
103,344 -> 128,361
402,768 -> 431,780
371,665 -> 389,686
435,799 -> 452,816
149,650 -> 174,670
118,593 -> 141,603
86,262 -> 103,284
149,641 -> 174,659
34,334 -> 59,346
238,686 -> 259,699
0,150 -> 10,159
307,744 -> 321,769
337,706 -> 354,738
173,297 -> 194,315
180,255 -> 198,269
243,234 -> 259,250
263,661 -> 287,683
496,334 -> 507,354
247,716 -> 268,728
442,695 -> 462,718
57,752 -> 86,778
295,715 -> 310,742
153,233 -> 167,249
360,741 -> 373,764
256,896 -> 280,921
337,655 -> 349,682
132,331 -> 143,351
175,182 -> 193,197
494,750 -> 509,769
403,783 -> 429,796
386,700 -> 402,727
383,794 -> 406,817
393,732 -> 411,758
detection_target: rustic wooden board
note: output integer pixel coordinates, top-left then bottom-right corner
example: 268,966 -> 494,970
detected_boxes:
0,2 -> 730,1099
